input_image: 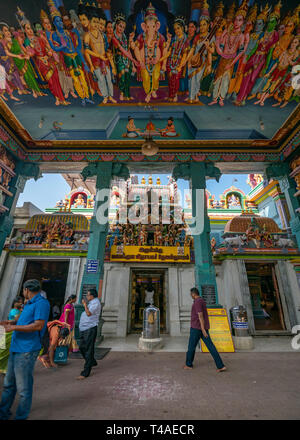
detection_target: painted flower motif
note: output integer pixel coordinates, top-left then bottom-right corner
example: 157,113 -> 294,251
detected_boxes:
146,155 -> 159,161
251,154 -> 266,161
42,154 -> 56,161
101,154 -> 115,161
27,155 -> 41,161
237,154 -> 251,161
161,154 -> 175,161
207,155 -> 221,161
116,155 -> 130,161
86,155 -> 100,161
191,155 -> 206,162
222,154 -> 236,161
177,154 -> 190,161
57,154 -> 70,161
131,154 -> 145,161
71,154 -> 85,161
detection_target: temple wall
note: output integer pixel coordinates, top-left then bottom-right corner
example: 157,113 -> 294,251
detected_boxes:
215,258 -> 300,334
101,263 -> 195,337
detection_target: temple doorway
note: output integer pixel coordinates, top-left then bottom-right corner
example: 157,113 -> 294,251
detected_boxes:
21,260 -> 69,320
129,268 -> 167,334
245,263 -> 286,332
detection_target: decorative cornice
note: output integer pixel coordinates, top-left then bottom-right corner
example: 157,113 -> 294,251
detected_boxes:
0,98 -> 298,163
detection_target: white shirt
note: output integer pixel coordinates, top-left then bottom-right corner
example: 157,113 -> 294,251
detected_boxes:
79,298 -> 101,331
145,290 -> 154,304
40,290 -> 47,299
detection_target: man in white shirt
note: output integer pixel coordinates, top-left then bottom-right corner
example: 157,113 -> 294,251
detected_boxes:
77,289 -> 101,380
40,290 -> 47,299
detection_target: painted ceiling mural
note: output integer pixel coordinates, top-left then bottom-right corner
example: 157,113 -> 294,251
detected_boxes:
0,0 -> 299,143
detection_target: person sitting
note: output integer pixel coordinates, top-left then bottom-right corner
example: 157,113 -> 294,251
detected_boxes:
124,117 -> 141,138
159,117 -> 179,137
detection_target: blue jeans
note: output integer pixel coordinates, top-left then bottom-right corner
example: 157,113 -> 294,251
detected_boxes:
186,328 -> 224,369
0,350 -> 40,420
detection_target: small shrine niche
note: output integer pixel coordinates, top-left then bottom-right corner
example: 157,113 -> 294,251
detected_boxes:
56,188 -> 94,211
221,187 -> 247,210
71,192 -> 87,209
226,192 -> 242,209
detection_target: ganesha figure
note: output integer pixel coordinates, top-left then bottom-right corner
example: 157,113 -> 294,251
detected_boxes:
131,3 -> 171,103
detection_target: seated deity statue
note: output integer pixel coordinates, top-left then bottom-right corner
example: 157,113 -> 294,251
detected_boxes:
228,194 -> 241,209
73,194 -> 86,208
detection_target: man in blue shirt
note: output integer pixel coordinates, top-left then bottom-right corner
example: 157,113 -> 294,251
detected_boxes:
0,279 -> 50,420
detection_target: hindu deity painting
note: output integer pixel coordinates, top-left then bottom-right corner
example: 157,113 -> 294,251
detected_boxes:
0,0 -> 298,141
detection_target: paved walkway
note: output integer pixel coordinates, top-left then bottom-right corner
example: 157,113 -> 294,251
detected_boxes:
1,351 -> 300,420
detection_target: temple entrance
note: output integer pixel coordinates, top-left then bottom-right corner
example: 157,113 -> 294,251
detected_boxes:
245,263 -> 286,332
21,260 -> 69,320
129,268 -> 167,334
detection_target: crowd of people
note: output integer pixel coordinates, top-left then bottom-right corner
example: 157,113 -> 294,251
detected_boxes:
0,276 -> 226,421
0,1 -> 298,107
0,280 -> 101,419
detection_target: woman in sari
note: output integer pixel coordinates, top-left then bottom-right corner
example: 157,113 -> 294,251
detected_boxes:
0,297 -> 23,374
38,295 -> 77,368
59,295 -> 78,353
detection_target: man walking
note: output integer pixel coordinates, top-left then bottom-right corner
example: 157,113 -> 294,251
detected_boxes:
184,287 -> 226,372
0,279 -> 50,420
77,289 -> 101,380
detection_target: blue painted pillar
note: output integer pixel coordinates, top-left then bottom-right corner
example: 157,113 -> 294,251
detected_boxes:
173,162 -> 222,306
75,162 -> 129,339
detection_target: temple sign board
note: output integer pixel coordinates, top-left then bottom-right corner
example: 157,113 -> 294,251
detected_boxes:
200,308 -> 235,353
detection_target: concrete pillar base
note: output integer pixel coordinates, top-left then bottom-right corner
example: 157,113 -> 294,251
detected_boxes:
233,336 -> 254,350
138,337 -> 164,352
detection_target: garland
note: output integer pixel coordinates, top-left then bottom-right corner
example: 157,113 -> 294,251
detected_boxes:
144,32 -> 160,75
169,34 -> 187,73
114,30 -> 129,68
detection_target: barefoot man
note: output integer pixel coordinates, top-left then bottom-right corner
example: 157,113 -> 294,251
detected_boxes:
184,287 -> 226,372
84,9 -> 116,104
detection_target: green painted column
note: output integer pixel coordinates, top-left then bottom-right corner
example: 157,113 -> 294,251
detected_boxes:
75,162 -> 129,340
0,161 -> 40,253
266,162 -> 300,248
173,162 -> 222,306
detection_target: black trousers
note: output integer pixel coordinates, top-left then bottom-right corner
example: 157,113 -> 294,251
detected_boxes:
79,326 -> 98,377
